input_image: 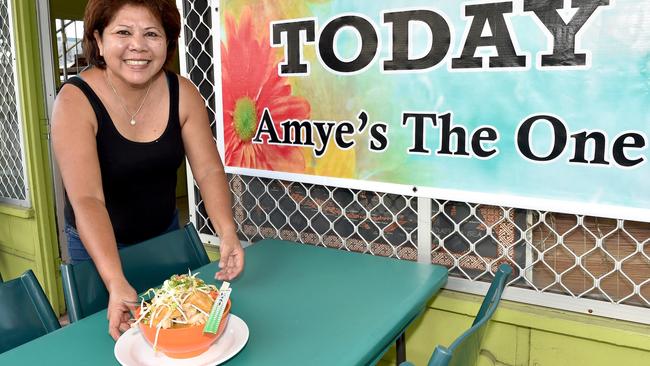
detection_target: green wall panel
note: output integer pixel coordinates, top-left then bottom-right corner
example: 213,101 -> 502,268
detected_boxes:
0,253 -> 35,281
0,213 -> 37,257
0,0 -> 62,313
379,308 -> 524,366
379,290 -> 650,366
529,330 -> 649,366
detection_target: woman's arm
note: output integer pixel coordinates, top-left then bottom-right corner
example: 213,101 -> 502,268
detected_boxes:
177,76 -> 244,280
51,84 -> 136,340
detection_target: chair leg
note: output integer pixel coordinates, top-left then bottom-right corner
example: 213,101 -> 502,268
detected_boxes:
396,332 -> 406,365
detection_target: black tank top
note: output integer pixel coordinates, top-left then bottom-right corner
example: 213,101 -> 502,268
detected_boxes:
63,70 -> 185,244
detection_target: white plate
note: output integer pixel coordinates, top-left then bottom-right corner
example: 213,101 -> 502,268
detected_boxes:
114,314 -> 249,366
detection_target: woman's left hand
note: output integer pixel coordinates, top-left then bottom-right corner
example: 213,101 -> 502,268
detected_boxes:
215,234 -> 244,281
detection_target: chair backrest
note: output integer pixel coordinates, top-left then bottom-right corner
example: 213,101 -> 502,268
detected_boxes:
0,270 -> 61,353
427,264 -> 512,366
61,223 -> 210,323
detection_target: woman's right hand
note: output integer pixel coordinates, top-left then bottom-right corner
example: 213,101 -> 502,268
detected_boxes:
106,278 -> 137,340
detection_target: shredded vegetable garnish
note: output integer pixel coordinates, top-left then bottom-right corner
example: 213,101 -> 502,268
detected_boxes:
133,270 -> 218,351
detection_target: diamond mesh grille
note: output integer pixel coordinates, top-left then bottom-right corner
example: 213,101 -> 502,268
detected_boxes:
0,0 -> 28,206
229,175 -> 419,258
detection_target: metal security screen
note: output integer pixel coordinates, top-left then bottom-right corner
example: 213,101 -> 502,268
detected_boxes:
229,176 -> 419,258
178,0 -> 650,324
0,0 -> 28,206
55,19 -> 85,83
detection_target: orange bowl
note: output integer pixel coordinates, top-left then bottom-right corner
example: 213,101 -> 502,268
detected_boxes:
137,294 -> 231,358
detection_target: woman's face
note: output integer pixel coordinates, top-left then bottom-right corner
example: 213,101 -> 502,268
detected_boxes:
94,4 -> 167,87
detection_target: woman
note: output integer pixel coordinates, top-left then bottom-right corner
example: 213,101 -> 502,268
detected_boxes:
51,0 -> 244,340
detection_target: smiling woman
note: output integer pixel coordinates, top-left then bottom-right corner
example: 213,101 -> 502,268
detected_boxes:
50,0 -> 245,342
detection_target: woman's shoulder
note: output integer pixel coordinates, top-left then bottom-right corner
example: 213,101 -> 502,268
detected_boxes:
55,82 -> 91,111
57,69 -> 101,102
175,73 -> 208,127
53,71 -> 100,131
175,73 -> 201,96
176,74 -> 205,107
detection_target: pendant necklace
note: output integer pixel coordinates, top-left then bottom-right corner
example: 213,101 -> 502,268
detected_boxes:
105,71 -> 152,126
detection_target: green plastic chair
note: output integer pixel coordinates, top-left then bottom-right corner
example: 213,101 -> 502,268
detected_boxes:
401,264 -> 512,366
0,270 -> 61,353
61,222 -> 210,323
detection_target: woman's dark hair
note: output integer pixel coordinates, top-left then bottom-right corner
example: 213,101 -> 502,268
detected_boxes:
83,0 -> 180,69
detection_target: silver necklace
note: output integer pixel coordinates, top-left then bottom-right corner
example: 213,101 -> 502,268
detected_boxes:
105,71 -> 152,126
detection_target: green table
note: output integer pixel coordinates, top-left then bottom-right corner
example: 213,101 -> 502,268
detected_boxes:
1,239 -> 447,365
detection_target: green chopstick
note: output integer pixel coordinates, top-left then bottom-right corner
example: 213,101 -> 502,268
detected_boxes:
203,281 -> 231,334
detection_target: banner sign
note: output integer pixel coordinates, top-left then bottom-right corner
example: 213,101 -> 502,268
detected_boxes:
218,0 -> 650,221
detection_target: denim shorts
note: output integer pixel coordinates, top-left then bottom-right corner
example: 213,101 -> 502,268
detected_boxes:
65,210 -> 180,264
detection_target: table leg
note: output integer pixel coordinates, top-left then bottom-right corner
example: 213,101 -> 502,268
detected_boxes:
396,332 -> 406,365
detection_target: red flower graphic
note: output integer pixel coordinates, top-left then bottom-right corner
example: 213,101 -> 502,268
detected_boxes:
221,10 -> 310,172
